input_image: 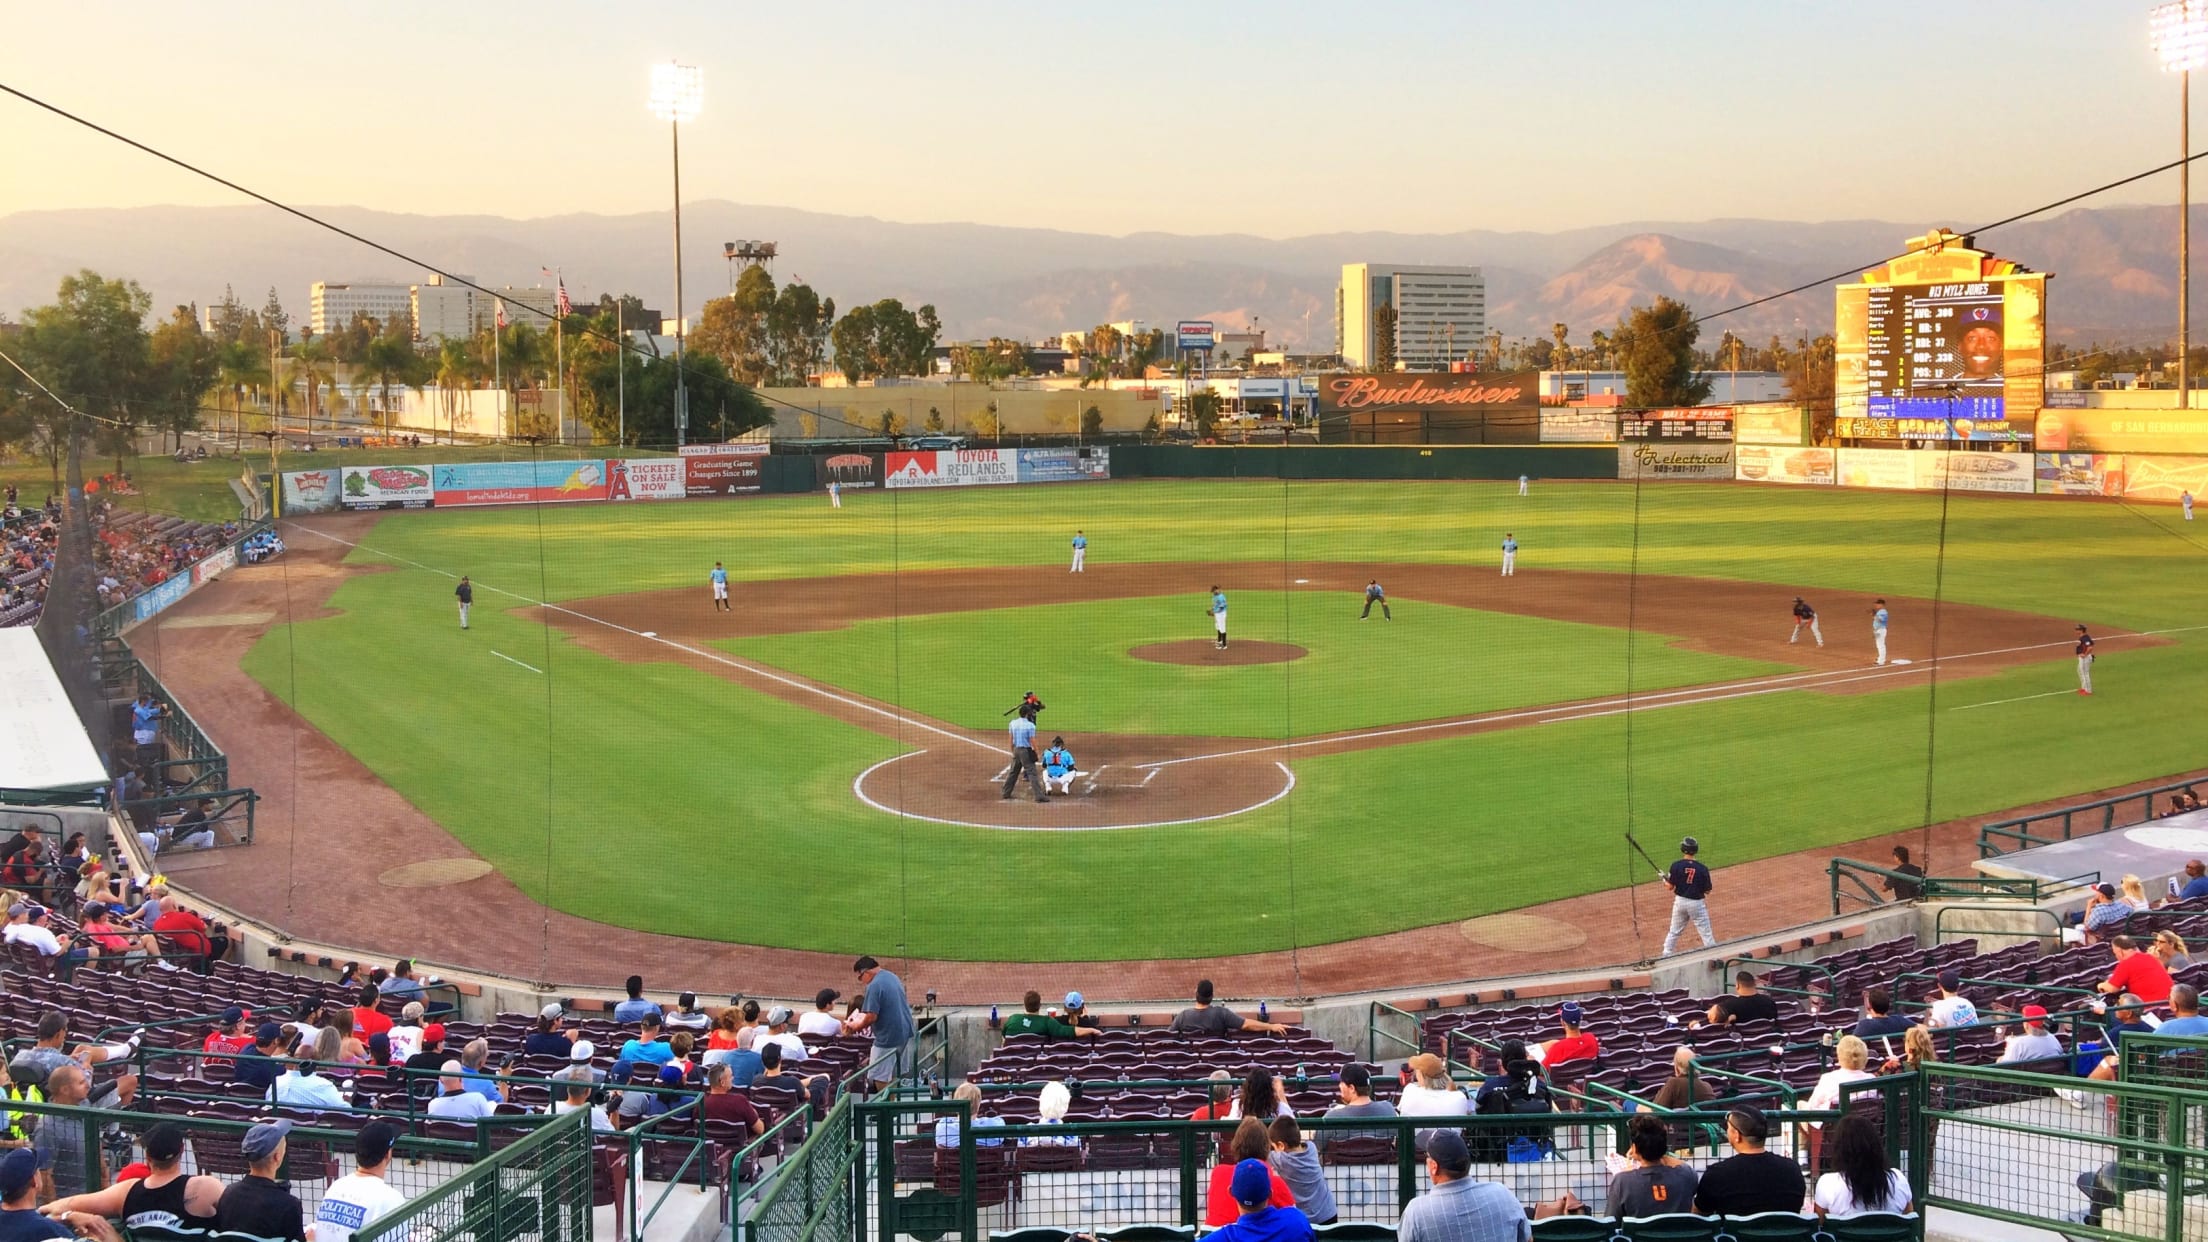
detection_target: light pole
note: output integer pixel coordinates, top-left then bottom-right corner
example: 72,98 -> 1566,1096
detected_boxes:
650,62 -> 702,446
2153,1 -> 2208,407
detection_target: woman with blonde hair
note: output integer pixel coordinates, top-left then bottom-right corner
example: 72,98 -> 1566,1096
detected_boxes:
1806,1035 -> 1878,1168
2121,875 -> 2150,911
2152,929 -> 2193,972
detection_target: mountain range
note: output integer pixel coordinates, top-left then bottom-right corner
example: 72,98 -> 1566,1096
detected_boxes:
0,200 -> 2197,351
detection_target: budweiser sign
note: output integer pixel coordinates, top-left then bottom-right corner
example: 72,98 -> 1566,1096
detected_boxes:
1320,371 -> 1536,412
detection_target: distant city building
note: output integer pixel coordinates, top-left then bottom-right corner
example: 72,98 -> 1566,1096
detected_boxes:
1539,370 -> 1788,405
483,286 -> 562,335
309,281 -> 415,337
1337,264 -> 1486,371
411,275 -> 478,343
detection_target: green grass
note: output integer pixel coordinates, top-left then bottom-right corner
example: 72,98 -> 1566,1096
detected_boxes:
237,479 -> 2208,960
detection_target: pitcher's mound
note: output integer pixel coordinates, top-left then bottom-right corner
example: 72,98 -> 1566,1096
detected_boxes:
1129,640 -> 1307,666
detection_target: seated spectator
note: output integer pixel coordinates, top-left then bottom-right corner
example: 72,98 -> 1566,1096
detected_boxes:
1022,1081 -> 1078,1147
700,1062 -> 764,1136
1204,1118 -> 1296,1227
458,1039 -> 504,1102
362,1033 -> 398,1079
1997,1005 -> 2065,1064
2172,860 -> 2208,905
1807,1036 -> 1877,1111
1878,1026 -> 1935,1078
702,1031 -> 763,1087
1704,972 -> 1780,1026
550,1072 -> 616,1133
1883,845 -> 1925,902
616,1013 -> 674,1077
1926,971 -> 1979,1028
1397,1054 -> 1470,1150
1641,1046 -> 1715,1112
387,1003 -> 427,1063
563,1041 -> 605,1084
426,1062 -> 492,1121
666,1032 -> 697,1078
666,992 -> 712,1034
634,1064 -> 691,1121
10,1014 -> 136,1089
525,1005 -> 574,1059
401,1023 -> 449,1082
269,1056 -> 347,1112
2,904 -> 79,965
1609,1113 -> 1699,1217
313,1121 -> 406,1242
2083,880 -> 2146,941
377,959 -> 426,1001
614,975 -> 661,1024
1851,987 -> 1913,1039
1171,979 -> 1288,1035
1000,991 -> 1099,1040
326,1013 -> 366,1065
2079,987 -> 2206,1088
798,989 -> 845,1040
706,1007 -> 745,1053
215,1122 -> 305,1242
231,1023 -> 288,1093
732,999 -> 763,1050
755,1008 -> 811,1063
1267,1115 -> 1336,1226
1812,1114 -> 1912,1219
1319,1063 -> 1398,1148
350,986 -> 393,1039
932,1082 -> 1006,1149
1228,1068 -> 1289,1123
1543,1002 -> 1601,1067
37,1064 -> 134,1197
2151,929 -> 2193,973
40,1120 -> 222,1230
1191,1069 -> 1237,1148
1396,1131 -> 1526,1242
1062,991 -> 1100,1029
1472,1040 -> 1553,1117
0,1148 -> 66,1242
148,897 -> 218,971
75,903 -> 149,966
202,1007 -> 256,1070
1693,1106 -> 1805,1217
2097,936 -> 2173,1005
753,1042 -> 827,1111
2157,984 -> 2208,1036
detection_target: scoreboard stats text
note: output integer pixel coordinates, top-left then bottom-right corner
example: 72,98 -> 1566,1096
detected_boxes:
1864,281 -> 2006,420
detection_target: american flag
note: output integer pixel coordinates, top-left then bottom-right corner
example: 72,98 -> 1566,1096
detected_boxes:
543,267 -> 571,316
494,298 -> 507,329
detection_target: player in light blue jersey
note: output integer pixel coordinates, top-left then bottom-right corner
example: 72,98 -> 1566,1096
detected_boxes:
1210,587 -> 1228,650
710,562 -> 730,612
1070,530 -> 1088,573
1870,598 -> 1889,665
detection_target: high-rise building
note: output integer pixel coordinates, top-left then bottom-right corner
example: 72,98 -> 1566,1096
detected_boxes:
1336,264 -> 1486,372
309,281 -> 414,337
411,276 -> 478,343
477,286 -> 562,335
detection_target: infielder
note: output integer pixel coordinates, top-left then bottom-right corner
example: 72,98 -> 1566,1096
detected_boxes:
2184,489 -> 2195,521
1040,737 -> 1081,794
1518,474 -> 1529,497
2075,624 -> 2095,695
1361,580 -> 1392,620
1870,598 -> 1889,666
1070,530 -> 1087,573
1789,596 -> 1822,647
455,576 -> 473,630
1210,586 -> 1228,650
1500,533 -> 1517,577
1002,707 -> 1049,802
710,562 -> 730,612
1660,836 -> 1716,955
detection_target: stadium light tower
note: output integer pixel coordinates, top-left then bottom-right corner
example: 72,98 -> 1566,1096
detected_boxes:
649,62 -> 703,446
2152,1 -> 2208,407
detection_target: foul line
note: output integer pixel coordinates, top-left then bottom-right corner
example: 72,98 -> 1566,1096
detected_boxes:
284,521 -> 1002,756
854,752 -> 1296,831
1949,689 -> 2082,712
490,650 -> 543,674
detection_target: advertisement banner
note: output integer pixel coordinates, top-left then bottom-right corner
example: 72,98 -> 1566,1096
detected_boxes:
1837,416 -> 2028,443
1621,409 -> 1733,441
431,460 -> 608,507
189,546 -> 238,588
606,458 -> 686,501
340,465 -> 435,510
2043,390 -> 2091,409
885,447 -> 1020,489
1835,448 -> 1919,491
1733,404 -> 1807,445
1015,448 -> 1111,483
130,575 -> 191,625
2035,453 -> 2125,496
815,453 -> 882,490
280,469 -> 341,514
1539,409 -> 1616,443
680,450 -> 764,498
1734,445 -> 1836,485
1617,442 -> 1736,480
2121,454 -> 2208,503
2036,410 -> 2208,454
1913,450 -> 2035,494
1177,320 -> 1215,351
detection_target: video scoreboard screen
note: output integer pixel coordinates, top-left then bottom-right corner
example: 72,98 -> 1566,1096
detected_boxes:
1865,280 -> 2006,419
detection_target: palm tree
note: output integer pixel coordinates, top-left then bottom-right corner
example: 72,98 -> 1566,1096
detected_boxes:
356,336 -> 430,436
434,337 -> 475,440
289,335 -> 335,438
217,339 -> 268,452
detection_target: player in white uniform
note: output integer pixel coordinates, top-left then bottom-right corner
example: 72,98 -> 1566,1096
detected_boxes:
2075,625 -> 2095,695
1500,533 -> 1517,577
2184,490 -> 2196,521
828,480 -> 842,508
1210,587 -> 1228,650
1070,530 -> 1087,572
1870,598 -> 1889,666
710,562 -> 730,612
1518,474 -> 1529,497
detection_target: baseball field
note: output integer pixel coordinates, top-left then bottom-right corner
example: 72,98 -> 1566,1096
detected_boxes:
232,478 -> 2208,963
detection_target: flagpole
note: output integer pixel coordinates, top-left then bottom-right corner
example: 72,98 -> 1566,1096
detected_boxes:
494,301 -> 504,437
616,301 -> 626,447
556,274 -> 565,444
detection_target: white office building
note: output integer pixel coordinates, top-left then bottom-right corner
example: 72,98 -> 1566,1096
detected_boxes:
1337,264 -> 1486,371
309,281 -> 415,338
411,276 -> 478,343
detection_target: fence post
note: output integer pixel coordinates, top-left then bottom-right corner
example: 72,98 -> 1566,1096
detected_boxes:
1178,1126 -> 1199,1226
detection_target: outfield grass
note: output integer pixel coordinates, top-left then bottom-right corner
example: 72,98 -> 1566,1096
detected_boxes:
238,479 -> 2208,960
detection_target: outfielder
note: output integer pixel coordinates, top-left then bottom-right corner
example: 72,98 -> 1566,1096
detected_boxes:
2184,490 -> 2195,521
1210,586 -> 1228,650
1361,579 -> 1392,620
1518,474 -> 1530,497
1041,737 -> 1081,794
1660,836 -> 1716,955
1789,597 -> 1822,647
828,480 -> 842,508
455,576 -> 473,630
710,561 -> 730,612
2075,624 -> 2095,695
1070,530 -> 1087,573
1870,598 -> 1889,666
1500,533 -> 1517,577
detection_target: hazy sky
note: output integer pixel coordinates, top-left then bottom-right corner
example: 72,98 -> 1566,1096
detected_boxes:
0,1 -> 2191,236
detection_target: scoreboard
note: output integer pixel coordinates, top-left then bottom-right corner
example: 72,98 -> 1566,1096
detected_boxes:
1620,408 -> 1733,441
1865,280 -> 2007,419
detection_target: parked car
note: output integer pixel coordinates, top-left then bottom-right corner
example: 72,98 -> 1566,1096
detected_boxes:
903,436 -> 968,451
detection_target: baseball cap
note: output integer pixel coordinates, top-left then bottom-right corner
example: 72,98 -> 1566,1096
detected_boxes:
81,901 -> 104,917
1559,1001 -> 1584,1025
220,1005 -> 248,1025
2096,882 -> 2118,898
24,907 -> 44,922
2022,1004 -> 2049,1020
816,988 -> 840,1008
1339,1064 -> 1371,1092
1065,991 -> 1084,1010
568,1040 -> 596,1062
1230,1158 -> 1274,1207
143,1123 -> 185,1164
1406,1053 -> 1445,1079
240,1120 -> 292,1161
658,1064 -> 686,1085
4,904 -> 25,919
766,1006 -> 793,1025
540,1003 -> 565,1021
1937,970 -> 1962,991
2076,624 -> 2089,632
1425,1128 -> 1472,1175
255,1022 -> 283,1046
0,1148 -> 49,1199
355,1121 -> 397,1167
422,1022 -> 446,1043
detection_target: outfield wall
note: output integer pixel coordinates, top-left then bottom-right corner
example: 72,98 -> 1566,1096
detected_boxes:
1730,445 -> 2208,504
1109,443 -> 1618,479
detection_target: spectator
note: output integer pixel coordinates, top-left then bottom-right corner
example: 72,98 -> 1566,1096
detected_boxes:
2082,882 -> 2139,941
2169,860 -> 2208,904
525,1005 -> 573,1059
1997,1006 -> 2066,1064
1,906 -> 75,966
0,1062 -> 34,1154
1812,1115 -> 1912,1219
10,1016 -> 136,1090
1875,1025 -> 1935,1078
706,1007 -> 744,1053
1396,1131 -> 1527,1242
401,1023 -> 449,1081
0,1149 -> 67,1241
324,1017 -> 365,1067
798,989 -> 845,1040
39,1120 -> 220,1231
1171,979 -> 1288,1036
1228,1069 -> 1289,1123
350,986 -> 393,1039
1852,987 -> 1913,1039
1883,846 -> 1925,902
1642,1046 -> 1715,1112
268,1056 -> 347,1112
1267,1116 -> 1337,1226
753,1042 -> 826,1110
756,1008 -> 810,1063
1807,1036 -> 1877,1111
1191,1069 -> 1236,1125
1398,1054 -> 1470,1150
231,1024 -> 286,1093
1543,1002 -> 1601,1068
733,1000 -> 763,1051
1472,1040 -> 1553,1117
1000,991 -> 1099,1040
564,1041 -> 605,1085
634,1065 -> 691,1121
617,1014 -> 674,1075
1319,1064 -> 1398,1148
201,1007 -> 255,1070
377,960 -> 426,1001
666,1032 -> 697,1078
846,955 -> 916,1089
932,1082 -> 1005,1149
1609,1113 -> 1700,1217
1926,971 -> 1979,1029
2151,930 -> 2193,973
551,1072 -> 615,1133
1704,972 -> 1780,1027
1204,1120 -> 1296,1227
458,1039 -> 504,1102
312,1122 -> 405,1242
700,1063 -> 764,1136
386,1003 -> 427,1064
216,1122 -> 305,1241
2157,984 -> 2208,1036
1063,991 -> 1100,1030
148,898 -> 217,971
703,1029 -> 763,1087
665,992 -> 712,1034
614,976 -> 661,1024
1022,1081 -> 1078,1147
34,1066 -> 112,1199
1692,1106 -> 1805,1216
426,1063 -> 493,1121
2096,936 -> 2173,1005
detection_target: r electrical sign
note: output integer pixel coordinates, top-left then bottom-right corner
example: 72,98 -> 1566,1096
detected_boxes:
1617,442 -> 1736,480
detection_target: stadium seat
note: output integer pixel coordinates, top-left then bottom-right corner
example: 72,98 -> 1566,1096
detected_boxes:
1312,1224 -> 1397,1242
1320,1136 -> 1398,1166
1820,1213 -> 1920,1242
1620,1215 -> 1723,1242
1530,1217 -> 1620,1242
1722,1213 -> 1819,1242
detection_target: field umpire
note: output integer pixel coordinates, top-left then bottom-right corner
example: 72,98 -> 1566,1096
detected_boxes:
1001,704 -> 1050,803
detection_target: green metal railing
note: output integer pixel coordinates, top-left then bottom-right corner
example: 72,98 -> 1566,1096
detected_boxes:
1366,1000 -> 1424,1064
358,1110 -> 593,1242
119,786 -> 259,851
1828,858 -> 2099,914
746,1094 -> 862,1242
1931,905 -> 2069,950
1979,778 -> 2204,858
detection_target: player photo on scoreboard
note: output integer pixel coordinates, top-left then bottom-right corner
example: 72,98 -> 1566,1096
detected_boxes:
1905,284 -> 2005,398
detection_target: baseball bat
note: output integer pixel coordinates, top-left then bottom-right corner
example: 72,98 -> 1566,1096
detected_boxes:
1624,832 -> 1663,876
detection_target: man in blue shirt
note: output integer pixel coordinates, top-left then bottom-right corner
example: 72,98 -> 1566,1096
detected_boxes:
1069,531 -> 1087,573
2176,860 -> 2208,903
1361,581 -> 1391,621
1661,836 -> 1715,955
1211,587 -> 1228,649
1871,598 -> 1891,666
709,562 -> 731,612
1500,534 -> 1518,577
1040,738 -> 1079,796
1000,707 -> 1049,803
1210,1159 -> 1314,1242
847,955 -> 915,1089
614,976 -> 661,1024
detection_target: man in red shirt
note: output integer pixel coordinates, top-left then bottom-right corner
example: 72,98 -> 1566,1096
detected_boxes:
699,1062 -> 764,1136
1542,1002 -> 1601,1068
2098,936 -> 2173,1006
351,984 -> 396,1039
150,898 -> 211,963
202,1006 -> 255,1071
